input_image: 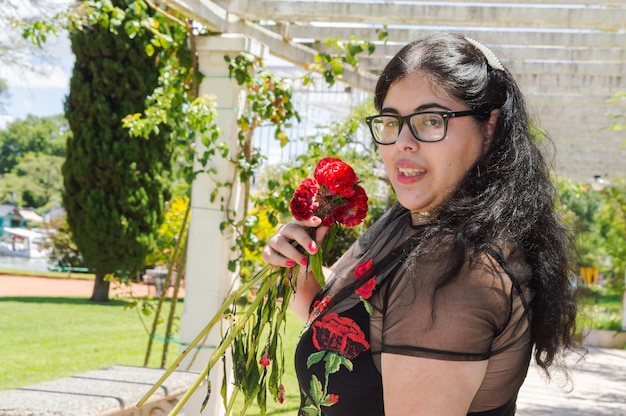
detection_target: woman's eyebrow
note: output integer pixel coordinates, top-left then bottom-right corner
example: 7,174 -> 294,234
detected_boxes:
380,102 -> 452,114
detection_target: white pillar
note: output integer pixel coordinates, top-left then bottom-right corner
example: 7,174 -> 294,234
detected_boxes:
178,34 -> 267,416
622,270 -> 626,331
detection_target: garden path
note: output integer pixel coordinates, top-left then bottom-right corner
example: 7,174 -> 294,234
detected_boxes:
0,273 -> 184,298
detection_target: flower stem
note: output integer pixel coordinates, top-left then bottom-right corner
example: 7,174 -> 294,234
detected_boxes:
166,271 -> 281,415
136,264 -> 274,408
224,386 -> 239,415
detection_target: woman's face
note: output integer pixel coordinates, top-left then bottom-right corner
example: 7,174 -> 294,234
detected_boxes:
378,72 -> 496,214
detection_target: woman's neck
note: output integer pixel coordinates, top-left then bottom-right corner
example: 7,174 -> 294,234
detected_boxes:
410,210 -> 436,226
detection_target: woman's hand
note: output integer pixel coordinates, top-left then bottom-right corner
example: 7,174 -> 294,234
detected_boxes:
262,216 -> 331,321
262,216 -> 329,268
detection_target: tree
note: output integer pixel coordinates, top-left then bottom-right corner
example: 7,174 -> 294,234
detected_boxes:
0,114 -> 67,174
1,153 -> 64,208
63,0 -> 172,302
0,114 -> 67,209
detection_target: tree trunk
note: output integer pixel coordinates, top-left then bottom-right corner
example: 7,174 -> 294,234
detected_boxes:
90,272 -> 110,302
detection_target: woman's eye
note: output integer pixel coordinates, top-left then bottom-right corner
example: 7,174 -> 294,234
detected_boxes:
423,115 -> 443,127
382,118 -> 399,129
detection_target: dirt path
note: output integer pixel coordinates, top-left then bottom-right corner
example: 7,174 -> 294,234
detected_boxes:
0,274 -> 184,298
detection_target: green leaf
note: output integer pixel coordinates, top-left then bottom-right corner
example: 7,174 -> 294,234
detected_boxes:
339,355 -> 353,372
200,379 -> 211,411
307,350 -> 326,368
310,251 -> 325,289
309,375 -> 324,403
362,298 -> 374,315
330,59 -> 344,75
300,405 -> 321,415
324,352 -> 342,374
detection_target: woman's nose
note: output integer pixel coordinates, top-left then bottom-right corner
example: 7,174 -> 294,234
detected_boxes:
395,123 -> 420,151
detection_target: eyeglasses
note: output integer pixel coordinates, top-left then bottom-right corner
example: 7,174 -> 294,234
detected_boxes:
365,109 -> 489,145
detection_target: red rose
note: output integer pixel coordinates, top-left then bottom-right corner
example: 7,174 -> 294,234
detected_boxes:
354,259 -> 373,280
311,313 -> 370,360
320,214 -> 335,227
314,158 -> 358,198
355,277 -> 376,299
290,178 -> 320,221
340,185 -> 368,227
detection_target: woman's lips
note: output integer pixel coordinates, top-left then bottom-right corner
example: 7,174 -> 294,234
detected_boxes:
396,166 -> 425,183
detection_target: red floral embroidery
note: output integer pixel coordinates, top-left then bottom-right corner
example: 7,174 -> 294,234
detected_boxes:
311,313 -> 370,360
355,277 -> 376,299
354,259 -> 373,280
328,394 -> 339,404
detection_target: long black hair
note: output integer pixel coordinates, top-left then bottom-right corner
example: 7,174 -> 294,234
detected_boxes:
374,32 -> 579,374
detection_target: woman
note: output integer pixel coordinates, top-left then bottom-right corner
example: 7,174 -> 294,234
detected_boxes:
262,32 -> 579,416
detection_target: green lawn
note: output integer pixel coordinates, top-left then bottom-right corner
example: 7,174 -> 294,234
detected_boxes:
577,285 -> 624,331
0,293 -> 304,415
0,296 -> 181,391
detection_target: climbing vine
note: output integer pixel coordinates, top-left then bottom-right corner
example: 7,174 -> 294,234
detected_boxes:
24,1 -> 389,412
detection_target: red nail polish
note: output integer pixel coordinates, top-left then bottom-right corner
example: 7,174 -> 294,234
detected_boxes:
300,257 -> 308,266
286,260 -> 295,267
308,241 -> 318,252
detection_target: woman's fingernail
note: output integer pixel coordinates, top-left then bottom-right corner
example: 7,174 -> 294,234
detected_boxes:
312,216 -> 321,223
300,257 -> 308,266
286,260 -> 295,267
308,241 -> 318,253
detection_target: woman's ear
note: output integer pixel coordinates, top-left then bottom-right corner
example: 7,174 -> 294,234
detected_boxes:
483,109 -> 500,148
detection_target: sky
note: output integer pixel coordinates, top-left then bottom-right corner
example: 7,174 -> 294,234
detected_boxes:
0,1 -> 74,129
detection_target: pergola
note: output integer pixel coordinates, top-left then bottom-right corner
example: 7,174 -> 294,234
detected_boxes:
162,0 -> 626,181
151,2 -> 625,415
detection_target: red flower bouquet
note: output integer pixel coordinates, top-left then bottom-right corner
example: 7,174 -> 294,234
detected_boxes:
138,158 -> 368,416
291,157 -> 368,227
290,158 -> 368,287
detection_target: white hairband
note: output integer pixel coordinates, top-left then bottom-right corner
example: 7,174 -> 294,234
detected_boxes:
464,37 -> 504,71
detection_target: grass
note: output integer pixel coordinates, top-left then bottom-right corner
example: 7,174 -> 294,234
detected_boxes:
0,295 -> 182,391
577,285 -> 624,331
0,291 -> 305,415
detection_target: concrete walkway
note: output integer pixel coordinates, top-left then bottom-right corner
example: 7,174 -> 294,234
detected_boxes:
517,346 -> 626,415
0,274 -> 184,298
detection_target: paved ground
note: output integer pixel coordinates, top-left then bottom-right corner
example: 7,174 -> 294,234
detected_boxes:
517,347 -> 626,415
0,273 -> 184,298
1,274 -> 625,415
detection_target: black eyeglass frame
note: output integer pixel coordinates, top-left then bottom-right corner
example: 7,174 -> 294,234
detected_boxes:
365,109 -> 490,145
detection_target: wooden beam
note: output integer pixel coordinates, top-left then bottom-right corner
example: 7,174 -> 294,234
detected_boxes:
280,25 -> 626,49
212,0 -> 625,31
161,0 -> 378,91
320,42 -> 626,64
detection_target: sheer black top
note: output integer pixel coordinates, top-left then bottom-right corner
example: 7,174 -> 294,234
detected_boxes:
294,203 -> 533,415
